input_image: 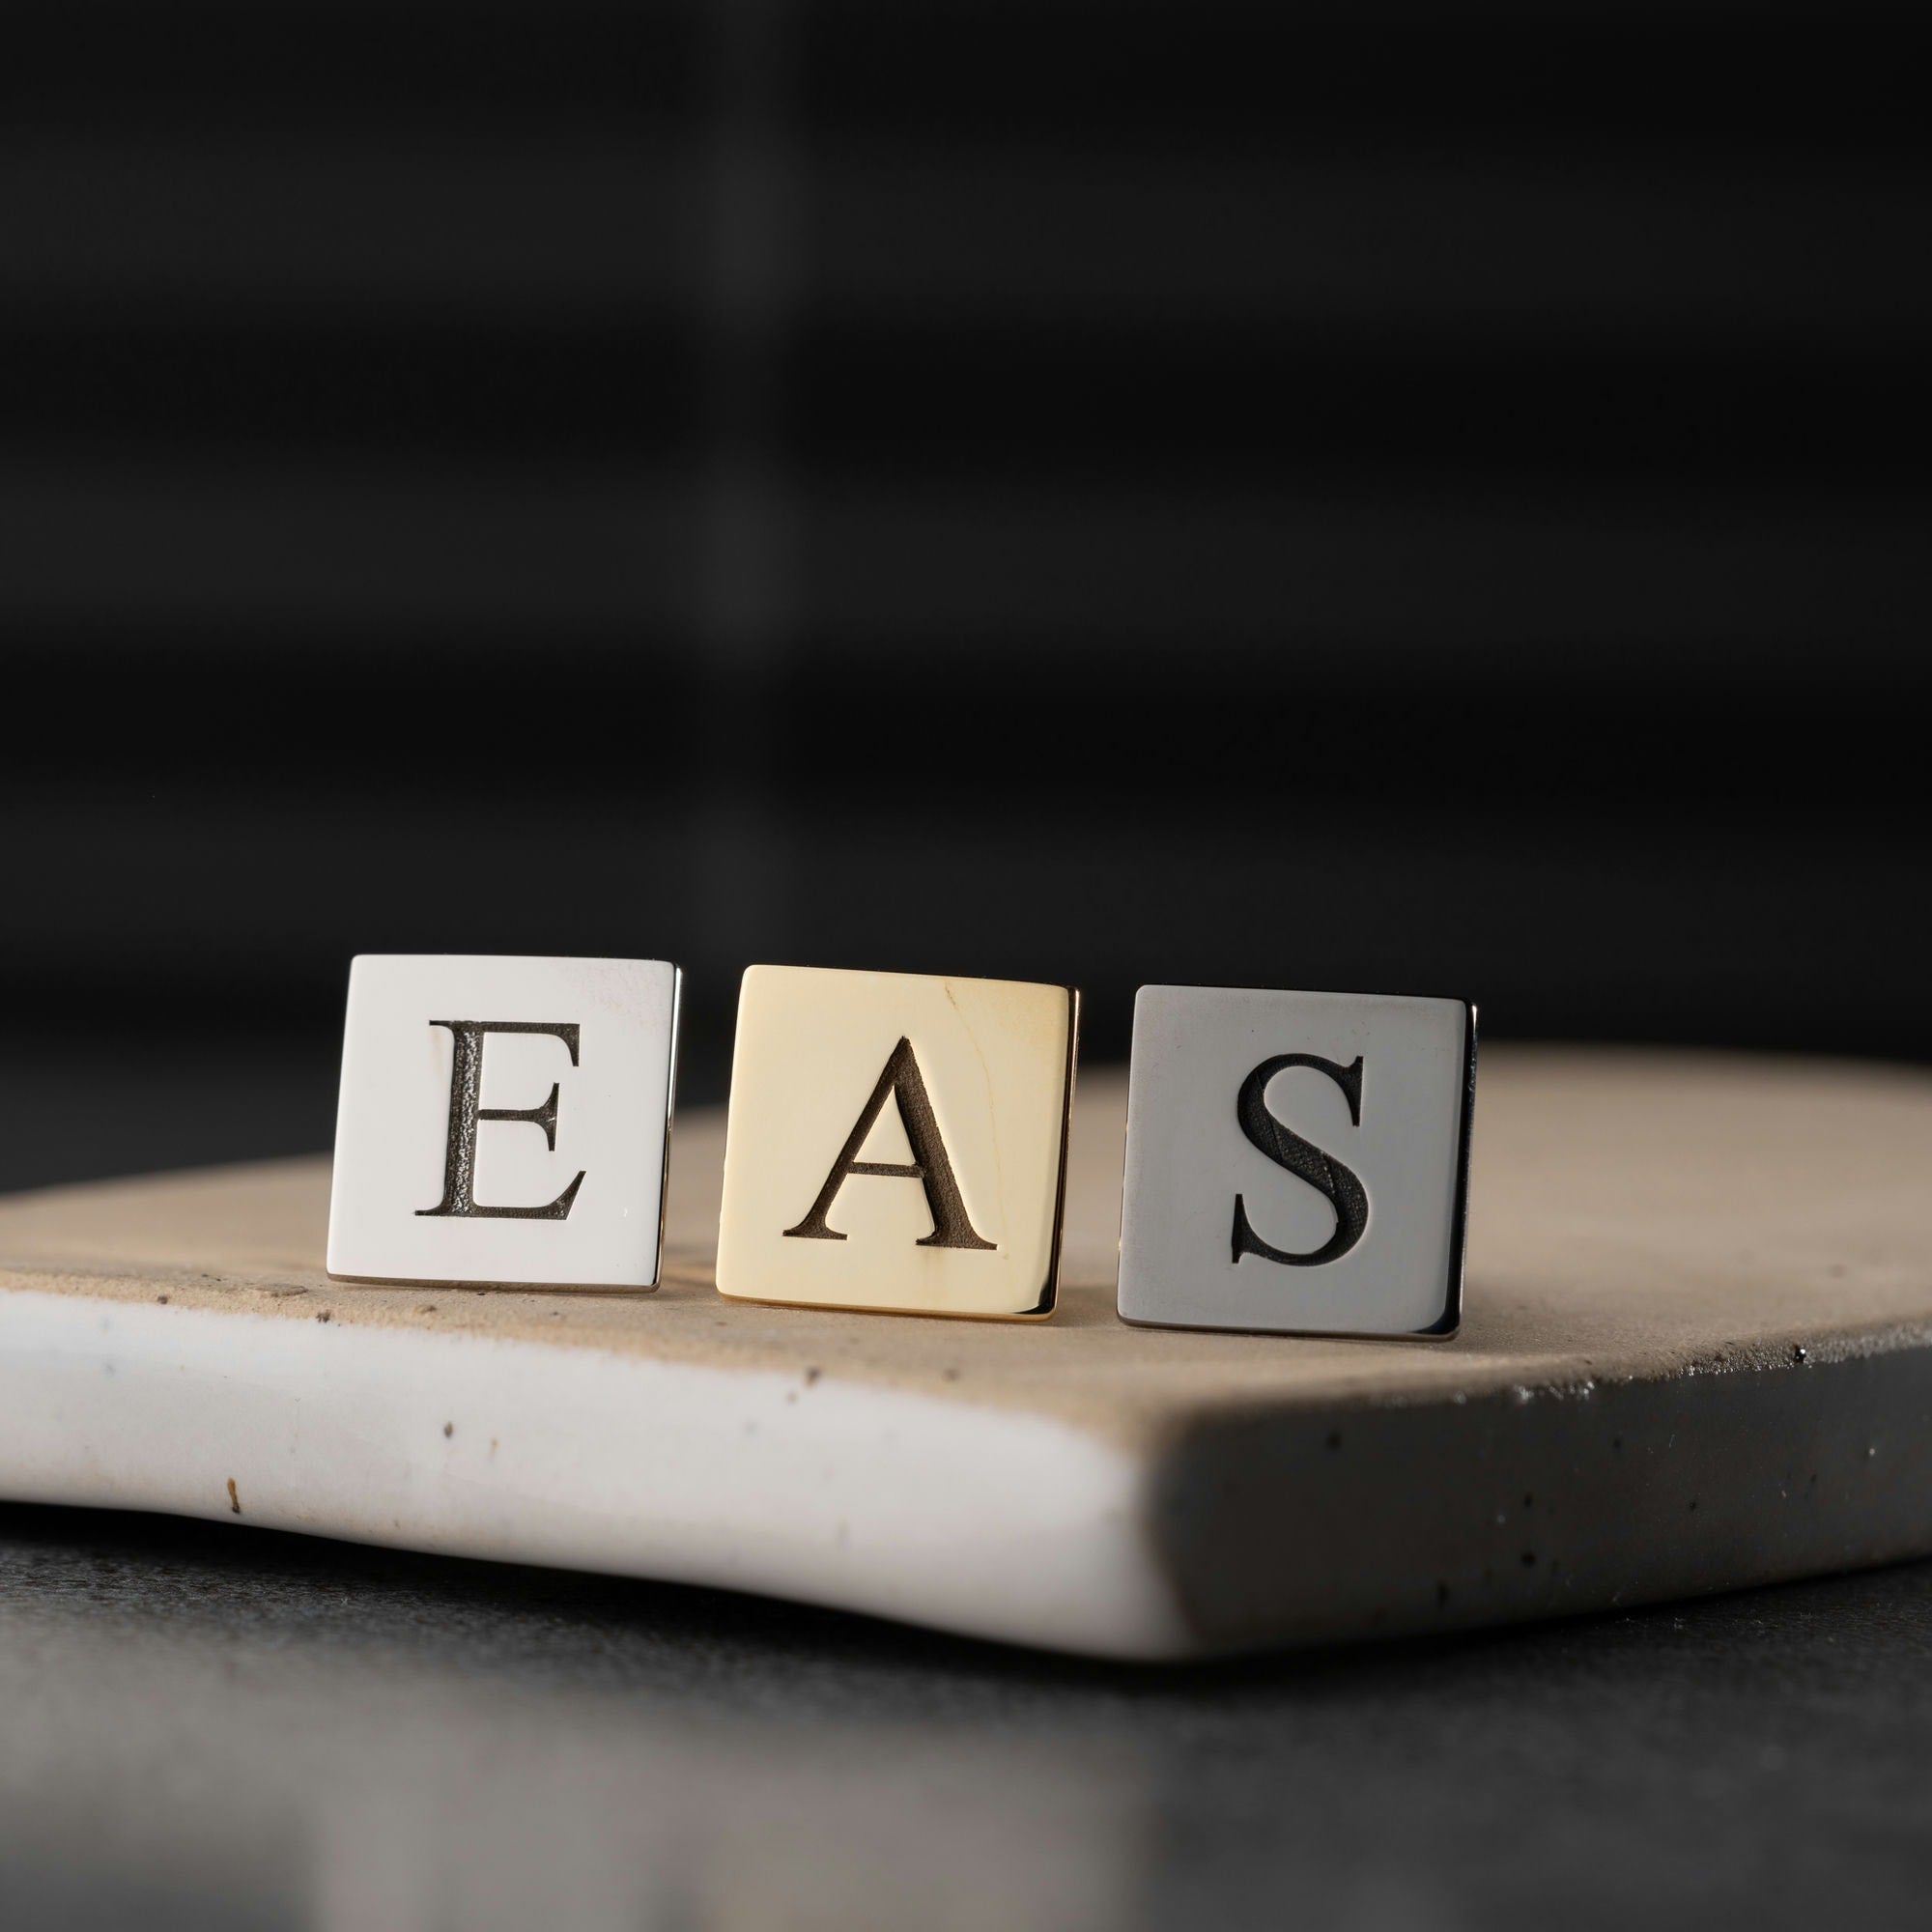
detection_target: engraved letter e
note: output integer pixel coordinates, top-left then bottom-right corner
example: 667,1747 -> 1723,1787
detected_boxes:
417,1021 -> 585,1220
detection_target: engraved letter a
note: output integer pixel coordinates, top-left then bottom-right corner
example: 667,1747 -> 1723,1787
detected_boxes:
783,1037 -> 995,1250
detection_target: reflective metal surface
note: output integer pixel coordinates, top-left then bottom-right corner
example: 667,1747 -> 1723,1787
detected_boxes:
1119,987 -> 1473,1336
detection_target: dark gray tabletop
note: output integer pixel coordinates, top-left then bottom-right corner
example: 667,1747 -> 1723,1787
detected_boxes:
3,1039 -> 1930,1930
4,1505 -> 1930,1932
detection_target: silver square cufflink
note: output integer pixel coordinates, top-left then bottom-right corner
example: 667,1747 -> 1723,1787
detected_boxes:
326,954 -> 681,1290
1117,986 -> 1475,1337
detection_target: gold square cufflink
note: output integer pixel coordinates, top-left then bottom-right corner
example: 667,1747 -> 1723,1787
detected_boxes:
715,965 -> 1079,1319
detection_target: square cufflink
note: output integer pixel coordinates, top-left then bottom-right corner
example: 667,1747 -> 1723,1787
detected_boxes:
715,965 -> 1079,1319
1117,985 -> 1474,1337
326,954 -> 681,1289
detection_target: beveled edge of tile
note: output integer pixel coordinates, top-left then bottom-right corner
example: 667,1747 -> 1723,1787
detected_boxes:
324,1269 -> 663,1293
737,960 -> 1081,999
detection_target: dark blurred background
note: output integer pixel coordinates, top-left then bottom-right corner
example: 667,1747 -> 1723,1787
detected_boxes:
4,18 -> 1932,1922
4,0 -> 1928,1186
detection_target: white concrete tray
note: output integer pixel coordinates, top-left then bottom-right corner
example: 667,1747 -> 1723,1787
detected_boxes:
3,1050 -> 1930,1659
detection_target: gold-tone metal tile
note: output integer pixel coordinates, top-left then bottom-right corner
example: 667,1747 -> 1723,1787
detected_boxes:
715,966 -> 1079,1319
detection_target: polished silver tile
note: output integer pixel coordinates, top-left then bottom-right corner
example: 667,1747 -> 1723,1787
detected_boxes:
327,953 -> 681,1290
1118,986 -> 1474,1337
